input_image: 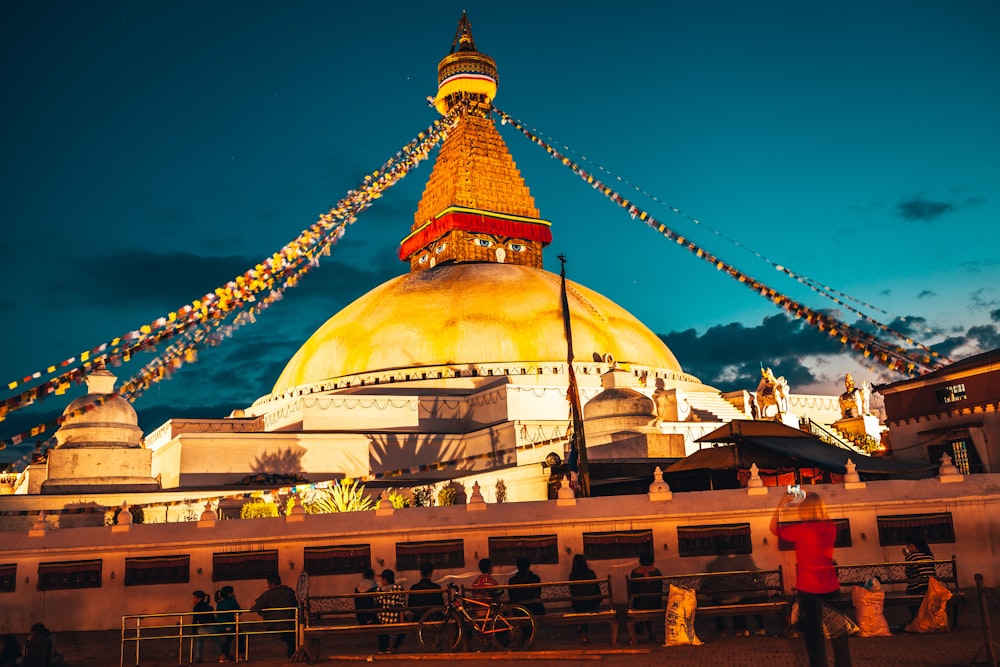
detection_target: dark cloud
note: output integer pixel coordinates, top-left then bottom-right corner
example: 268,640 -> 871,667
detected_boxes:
966,324 -> 1000,352
917,290 -> 936,299
49,250 -> 256,310
969,287 -> 1000,309
897,195 -> 984,222
659,313 -> 843,391
898,197 -> 953,221
659,311 -> 1000,392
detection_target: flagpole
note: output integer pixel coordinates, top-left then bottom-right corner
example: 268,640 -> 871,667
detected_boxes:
559,255 -> 590,498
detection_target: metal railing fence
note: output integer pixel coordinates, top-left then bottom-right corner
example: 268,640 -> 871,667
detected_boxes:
120,606 -> 298,666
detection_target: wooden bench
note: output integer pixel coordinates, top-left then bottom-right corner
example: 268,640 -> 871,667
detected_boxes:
624,567 -> 792,644
831,556 -> 966,626
474,576 -> 620,646
302,587 -> 445,654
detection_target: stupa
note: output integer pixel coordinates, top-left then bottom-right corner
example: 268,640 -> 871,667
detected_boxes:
17,13 -> 749,503
41,364 -> 159,494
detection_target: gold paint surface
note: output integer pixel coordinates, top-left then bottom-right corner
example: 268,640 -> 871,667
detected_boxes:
272,263 -> 682,393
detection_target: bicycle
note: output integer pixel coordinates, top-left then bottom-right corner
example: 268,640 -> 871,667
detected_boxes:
418,583 -> 536,651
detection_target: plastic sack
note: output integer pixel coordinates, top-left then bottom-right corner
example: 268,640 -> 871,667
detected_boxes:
851,585 -> 892,637
663,584 -> 703,647
863,576 -> 882,592
821,601 -> 860,639
905,576 -> 952,633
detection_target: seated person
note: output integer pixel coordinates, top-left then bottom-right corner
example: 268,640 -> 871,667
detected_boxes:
508,557 -> 545,616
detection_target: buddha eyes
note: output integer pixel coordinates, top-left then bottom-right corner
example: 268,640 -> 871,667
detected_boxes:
472,237 -> 494,248
435,243 -> 447,254
418,254 -> 429,264
508,243 -> 526,252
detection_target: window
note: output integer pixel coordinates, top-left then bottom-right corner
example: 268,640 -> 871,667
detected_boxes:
583,529 -> 653,560
488,535 -> 559,566
396,539 -> 464,572
212,550 -> 278,582
124,555 -> 190,587
303,544 -> 371,576
935,384 -> 967,404
928,439 -> 983,474
877,512 -> 955,546
38,559 -> 102,591
778,519 -> 852,551
0,563 -> 16,593
677,524 -> 752,557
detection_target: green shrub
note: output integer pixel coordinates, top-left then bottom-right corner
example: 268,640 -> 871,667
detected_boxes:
494,479 -> 507,504
412,486 -> 435,507
240,500 -> 279,519
296,479 -> 375,514
387,489 -> 412,509
437,486 -> 457,506
110,505 -> 145,525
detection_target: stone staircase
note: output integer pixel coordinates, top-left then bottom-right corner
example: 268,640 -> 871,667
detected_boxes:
684,391 -> 752,422
804,419 -> 867,455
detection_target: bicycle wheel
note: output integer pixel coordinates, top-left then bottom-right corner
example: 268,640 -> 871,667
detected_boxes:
418,607 -> 462,652
490,605 -> 535,650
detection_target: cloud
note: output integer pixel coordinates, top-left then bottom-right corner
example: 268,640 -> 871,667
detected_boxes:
661,311 -> 1000,393
897,194 -> 984,222
659,313 -> 843,391
898,197 -> 953,221
917,290 -> 937,299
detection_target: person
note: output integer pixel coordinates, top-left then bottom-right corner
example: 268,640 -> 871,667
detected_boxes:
771,491 -> 851,667
250,573 -> 299,659
19,623 -> 63,667
376,569 -> 405,654
628,552 -> 662,642
508,556 -> 545,616
470,558 -> 501,609
214,585 -> 240,663
190,589 -> 216,663
407,563 -> 444,619
704,549 -> 767,637
568,554 -> 600,645
903,535 -> 936,620
354,568 -> 379,626
0,635 -> 20,667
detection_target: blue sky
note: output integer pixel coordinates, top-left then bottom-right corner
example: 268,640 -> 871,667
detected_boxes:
2,1 -> 999,461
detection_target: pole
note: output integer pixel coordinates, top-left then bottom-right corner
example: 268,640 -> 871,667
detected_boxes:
558,255 -> 590,497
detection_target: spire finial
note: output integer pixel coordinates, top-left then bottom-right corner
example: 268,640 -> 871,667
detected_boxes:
451,10 -> 477,53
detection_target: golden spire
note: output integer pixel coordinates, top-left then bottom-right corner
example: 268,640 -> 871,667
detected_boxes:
401,13 -> 551,272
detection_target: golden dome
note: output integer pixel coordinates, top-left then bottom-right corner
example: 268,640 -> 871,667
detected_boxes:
272,263 -> 683,393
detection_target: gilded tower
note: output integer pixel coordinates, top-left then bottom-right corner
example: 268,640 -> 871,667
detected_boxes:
399,12 -> 552,271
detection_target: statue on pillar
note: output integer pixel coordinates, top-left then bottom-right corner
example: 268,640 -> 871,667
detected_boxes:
755,367 -> 790,420
651,378 -> 690,423
839,373 -> 865,418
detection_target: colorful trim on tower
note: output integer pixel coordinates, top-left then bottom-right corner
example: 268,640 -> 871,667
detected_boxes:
398,206 -> 551,260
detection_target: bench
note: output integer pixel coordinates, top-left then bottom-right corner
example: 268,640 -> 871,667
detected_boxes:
831,556 -> 966,627
624,567 -> 792,644
302,587 -> 444,655
473,576 -> 620,646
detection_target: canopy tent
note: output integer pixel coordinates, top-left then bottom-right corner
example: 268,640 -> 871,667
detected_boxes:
667,420 -> 934,478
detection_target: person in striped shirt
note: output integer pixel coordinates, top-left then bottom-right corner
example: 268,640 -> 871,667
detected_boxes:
903,535 -> 936,621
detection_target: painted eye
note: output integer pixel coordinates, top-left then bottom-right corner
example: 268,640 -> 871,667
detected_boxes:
473,238 -> 493,248
418,254 -> 429,264
435,243 -> 447,254
508,243 -> 526,253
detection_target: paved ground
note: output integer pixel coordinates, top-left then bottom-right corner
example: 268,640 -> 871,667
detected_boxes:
42,597 -> 1000,667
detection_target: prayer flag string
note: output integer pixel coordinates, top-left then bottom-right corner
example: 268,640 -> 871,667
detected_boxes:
495,106 -> 944,379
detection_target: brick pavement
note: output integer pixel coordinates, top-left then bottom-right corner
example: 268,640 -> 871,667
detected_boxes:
40,597 -> 1000,667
